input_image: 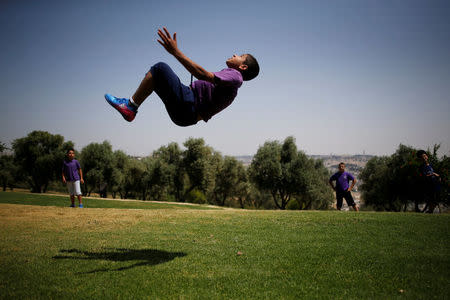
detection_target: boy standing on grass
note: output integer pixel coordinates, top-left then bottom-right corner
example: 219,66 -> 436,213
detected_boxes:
329,162 -> 359,211
105,27 -> 259,126
62,149 -> 84,208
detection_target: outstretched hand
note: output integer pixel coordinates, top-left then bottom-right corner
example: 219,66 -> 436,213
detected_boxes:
157,27 -> 179,55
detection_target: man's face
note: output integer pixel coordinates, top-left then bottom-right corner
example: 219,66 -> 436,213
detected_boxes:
338,164 -> 345,173
421,153 -> 428,163
226,54 -> 248,70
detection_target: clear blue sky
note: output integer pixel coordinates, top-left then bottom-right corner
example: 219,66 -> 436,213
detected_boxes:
1,0 -> 449,156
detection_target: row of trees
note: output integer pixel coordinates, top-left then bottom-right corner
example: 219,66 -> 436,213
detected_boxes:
359,144 -> 449,211
0,131 -> 334,209
3,131 -> 448,211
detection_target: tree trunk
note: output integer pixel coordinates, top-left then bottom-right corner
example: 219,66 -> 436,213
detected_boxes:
238,197 -> 244,209
305,199 -> 312,210
280,192 -> 289,210
421,203 -> 428,213
31,185 -> 41,193
272,191 -> 281,209
175,189 -> 182,202
414,200 -> 421,212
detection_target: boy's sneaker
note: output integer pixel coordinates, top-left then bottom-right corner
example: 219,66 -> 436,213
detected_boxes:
70,204 -> 75,208
104,94 -> 137,122
79,204 -> 83,208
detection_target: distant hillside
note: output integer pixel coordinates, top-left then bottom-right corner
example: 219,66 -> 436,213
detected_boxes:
309,155 -> 375,174
234,155 -> 253,166
235,154 -> 374,171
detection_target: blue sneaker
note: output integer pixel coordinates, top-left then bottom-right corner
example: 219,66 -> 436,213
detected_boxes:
79,204 -> 84,208
105,94 -> 137,122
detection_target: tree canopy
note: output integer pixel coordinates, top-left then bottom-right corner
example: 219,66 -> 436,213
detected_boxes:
7,131 -> 447,212
12,131 -> 73,193
249,136 -> 333,209
360,144 -> 449,211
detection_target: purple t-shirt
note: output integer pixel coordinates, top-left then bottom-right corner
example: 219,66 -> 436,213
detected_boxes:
62,159 -> 81,181
191,68 -> 243,122
420,164 -> 435,176
330,171 -> 355,192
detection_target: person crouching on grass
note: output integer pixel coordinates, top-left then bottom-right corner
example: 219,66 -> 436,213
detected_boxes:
329,162 -> 359,211
62,149 -> 84,208
104,27 -> 259,126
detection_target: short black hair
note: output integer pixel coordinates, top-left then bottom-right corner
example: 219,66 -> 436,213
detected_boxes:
242,54 -> 259,81
416,150 -> 427,159
66,148 -> 75,154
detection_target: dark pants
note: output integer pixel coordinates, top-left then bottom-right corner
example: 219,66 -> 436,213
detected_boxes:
424,178 -> 441,213
150,62 -> 199,127
336,190 -> 355,210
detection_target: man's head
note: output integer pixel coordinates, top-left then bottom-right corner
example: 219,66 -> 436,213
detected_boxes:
226,54 -> 259,81
416,150 -> 428,162
67,149 -> 75,160
338,162 -> 346,173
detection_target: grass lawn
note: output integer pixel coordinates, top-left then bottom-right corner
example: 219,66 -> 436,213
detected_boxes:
0,191 -> 449,299
0,191 -> 220,210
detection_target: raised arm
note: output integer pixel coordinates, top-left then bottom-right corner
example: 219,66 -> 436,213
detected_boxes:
157,27 -> 215,83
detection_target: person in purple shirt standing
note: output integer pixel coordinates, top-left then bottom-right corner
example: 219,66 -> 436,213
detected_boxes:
417,150 -> 441,213
329,162 -> 359,211
62,149 -> 84,208
104,27 -> 259,126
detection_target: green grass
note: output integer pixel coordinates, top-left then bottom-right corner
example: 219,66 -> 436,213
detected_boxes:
0,191 -> 220,210
0,192 -> 449,299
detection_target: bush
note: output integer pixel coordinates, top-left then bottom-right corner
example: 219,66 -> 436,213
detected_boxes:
286,199 -> 300,210
185,189 -> 207,204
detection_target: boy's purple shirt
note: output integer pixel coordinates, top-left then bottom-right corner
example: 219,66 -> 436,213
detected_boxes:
191,68 -> 243,122
62,159 -> 81,181
330,171 -> 355,192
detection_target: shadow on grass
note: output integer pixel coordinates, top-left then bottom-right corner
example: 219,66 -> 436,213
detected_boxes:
53,248 -> 187,273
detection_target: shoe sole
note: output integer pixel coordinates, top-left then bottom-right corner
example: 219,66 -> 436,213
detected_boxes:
105,94 -> 136,122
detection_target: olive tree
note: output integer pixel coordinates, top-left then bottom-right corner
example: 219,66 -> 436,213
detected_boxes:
12,131 -> 73,193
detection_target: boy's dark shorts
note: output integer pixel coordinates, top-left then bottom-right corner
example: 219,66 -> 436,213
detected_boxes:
336,190 -> 355,209
149,62 -> 199,127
